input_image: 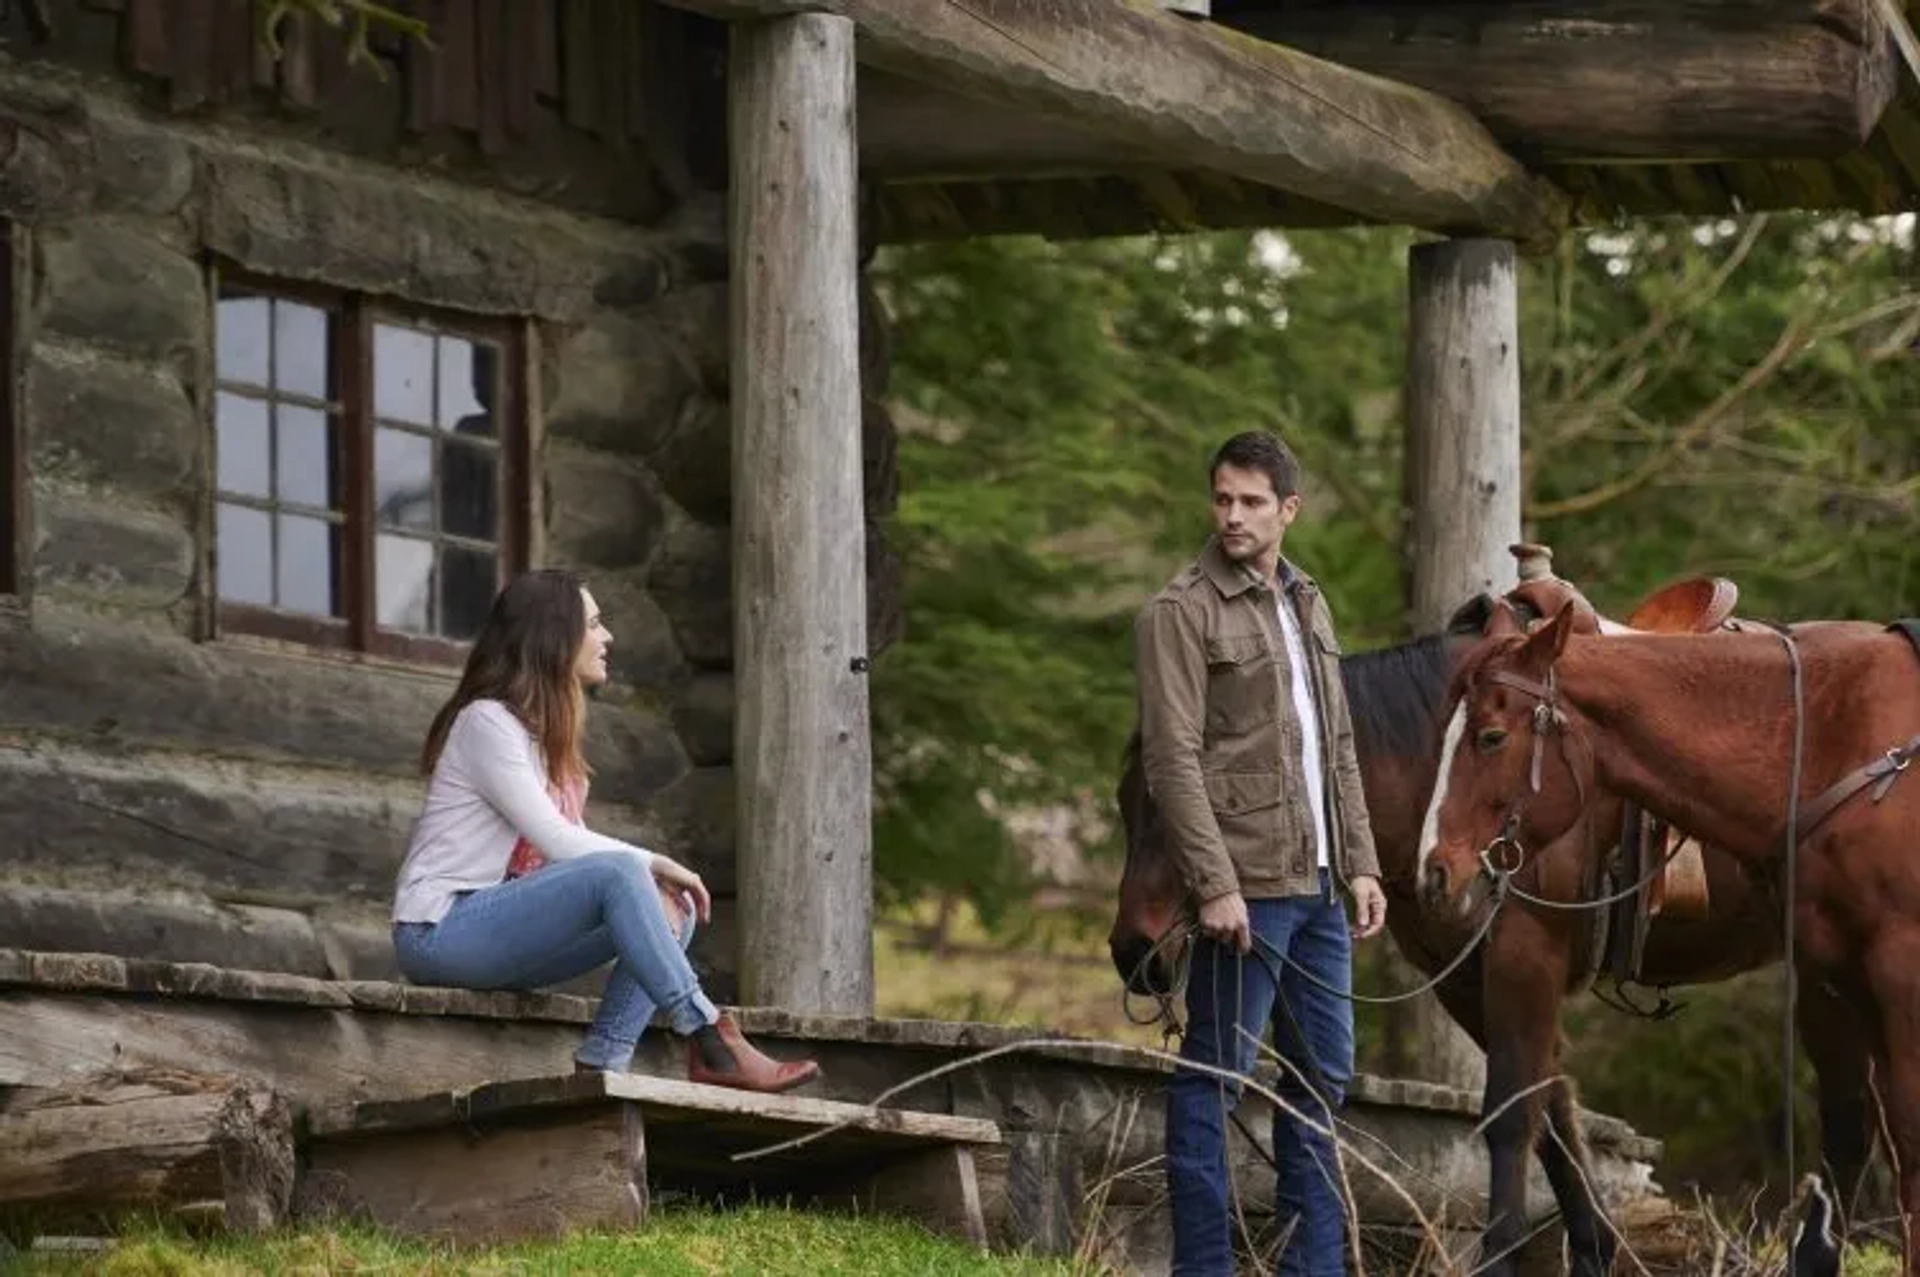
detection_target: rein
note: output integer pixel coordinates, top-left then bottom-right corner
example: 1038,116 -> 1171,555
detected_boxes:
1470,667 -> 1686,915
1473,669 -> 1591,879
1776,626 -> 1806,1204
1122,872 -> 1510,1029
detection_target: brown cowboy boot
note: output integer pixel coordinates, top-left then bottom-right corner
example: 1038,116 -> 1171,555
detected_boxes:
686,1013 -> 821,1094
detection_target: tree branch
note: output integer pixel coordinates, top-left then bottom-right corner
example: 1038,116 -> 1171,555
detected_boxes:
1114,360 -> 1401,552
1551,215 -> 1768,417
1530,313 -> 1812,521
256,0 -> 430,73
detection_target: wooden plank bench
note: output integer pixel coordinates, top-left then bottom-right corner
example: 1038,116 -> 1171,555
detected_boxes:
297,1071 -> 1002,1248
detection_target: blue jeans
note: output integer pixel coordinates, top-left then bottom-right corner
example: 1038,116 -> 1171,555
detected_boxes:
392,852 -> 717,1071
1167,877 -> 1355,1276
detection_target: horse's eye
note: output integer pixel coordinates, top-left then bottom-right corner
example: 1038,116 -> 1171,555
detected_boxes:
1475,727 -> 1509,753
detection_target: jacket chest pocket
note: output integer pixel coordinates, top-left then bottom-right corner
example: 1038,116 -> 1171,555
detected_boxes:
1310,624 -> 1344,695
1205,633 -> 1278,736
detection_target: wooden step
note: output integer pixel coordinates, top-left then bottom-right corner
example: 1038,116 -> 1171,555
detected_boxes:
297,1071 -> 1002,1248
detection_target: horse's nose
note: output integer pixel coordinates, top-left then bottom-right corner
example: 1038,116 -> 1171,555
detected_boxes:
1111,938 -> 1153,992
1421,859 -> 1451,907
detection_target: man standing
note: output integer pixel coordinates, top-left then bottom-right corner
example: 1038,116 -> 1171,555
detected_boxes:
1137,430 -> 1387,1275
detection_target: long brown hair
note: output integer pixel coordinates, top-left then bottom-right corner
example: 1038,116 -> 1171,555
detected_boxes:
421,568 -> 592,787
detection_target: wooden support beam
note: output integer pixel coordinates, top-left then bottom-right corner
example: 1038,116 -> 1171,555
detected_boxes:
729,13 -> 875,1016
1397,237 -> 1520,1093
858,69 -> 1161,181
301,1105 -> 647,1244
301,1072 -> 1000,1247
870,170 -> 1360,243
1405,239 -> 1523,630
669,0 -> 1566,248
1221,0 -> 1900,163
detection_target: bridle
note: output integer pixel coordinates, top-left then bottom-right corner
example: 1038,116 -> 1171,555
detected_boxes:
1470,665 -> 1592,883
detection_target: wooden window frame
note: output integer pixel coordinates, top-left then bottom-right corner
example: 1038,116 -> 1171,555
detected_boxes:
210,266 -> 530,665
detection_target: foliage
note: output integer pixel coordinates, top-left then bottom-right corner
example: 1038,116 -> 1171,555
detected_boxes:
254,1 -> 428,75
868,229 -> 1416,916
871,213 -> 1918,924
8,1210 -> 1093,1276
1519,215 -> 1920,618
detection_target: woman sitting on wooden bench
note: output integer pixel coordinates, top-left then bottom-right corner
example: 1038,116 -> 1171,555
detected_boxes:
390,568 -> 820,1095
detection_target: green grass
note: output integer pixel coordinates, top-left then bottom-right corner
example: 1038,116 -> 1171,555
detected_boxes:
872,898 -> 1158,1046
5,1206 -> 1096,1276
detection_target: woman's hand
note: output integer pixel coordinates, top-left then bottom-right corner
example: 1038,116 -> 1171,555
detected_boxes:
650,855 -> 712,923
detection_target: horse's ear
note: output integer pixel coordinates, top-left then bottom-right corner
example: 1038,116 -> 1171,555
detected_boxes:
1483,597 -> 1522,638
1518,601 -> 1577,669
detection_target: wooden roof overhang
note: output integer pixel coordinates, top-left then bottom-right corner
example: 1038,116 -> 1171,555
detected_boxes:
40,1 -> 1915,244
672,0 -> 1920,243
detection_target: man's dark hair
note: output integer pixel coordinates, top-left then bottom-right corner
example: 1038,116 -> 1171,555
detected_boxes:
1209,430 -> 1300,499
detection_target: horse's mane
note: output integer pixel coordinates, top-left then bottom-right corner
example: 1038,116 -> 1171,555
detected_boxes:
1339,632 -> 1457,761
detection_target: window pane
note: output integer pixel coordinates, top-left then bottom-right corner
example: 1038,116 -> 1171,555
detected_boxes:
276,405 -> 333,509
438,338 -> 497,436
374,427 -> 434,530
440,545 -> 497,640
441,440 -> 498,540
274,301 -> 330,399
216,502 -> 272,606
215,392 -> 270,499
216,295 -> 269,386
276,514 -> 338,616
374,323 -> 435,424
377,534 -> 435,633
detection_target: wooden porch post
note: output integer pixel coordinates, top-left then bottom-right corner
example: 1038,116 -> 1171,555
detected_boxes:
729,13 -> 874,1016
1407,239 -> 1523,630
1397,237 -> 1523,1091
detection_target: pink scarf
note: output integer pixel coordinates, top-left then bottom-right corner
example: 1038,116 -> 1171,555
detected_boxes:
504,773 -> 688,932
504,774 -> 587,879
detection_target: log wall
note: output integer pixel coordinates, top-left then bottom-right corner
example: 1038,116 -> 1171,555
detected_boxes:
0,6 -> 904,997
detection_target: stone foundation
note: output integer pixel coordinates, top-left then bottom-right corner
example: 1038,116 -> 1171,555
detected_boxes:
0,949 -> 1663,1271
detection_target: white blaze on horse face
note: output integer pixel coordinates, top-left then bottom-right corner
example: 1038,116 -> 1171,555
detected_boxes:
1597,617 -> 1632,636
1417,701 -> 1469,874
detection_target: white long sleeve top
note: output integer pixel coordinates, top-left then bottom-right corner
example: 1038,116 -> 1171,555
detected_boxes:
391,698 -> 652,924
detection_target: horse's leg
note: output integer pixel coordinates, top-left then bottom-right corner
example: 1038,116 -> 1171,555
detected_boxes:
1797,973 -> 1875,1228
1537,1067 -> 1617,1277
1429,932 -> 1613,1274
1859,932 -> 1920,1277
1428,934 -> 1612,1274
1475,907 -> 1583,1277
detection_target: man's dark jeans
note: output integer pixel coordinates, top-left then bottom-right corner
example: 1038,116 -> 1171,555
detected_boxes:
1166,877 -> 1354,1275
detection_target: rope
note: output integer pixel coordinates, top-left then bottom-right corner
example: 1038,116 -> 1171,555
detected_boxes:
1501,830 -> 1691,913
1776,627 -> 1807,1196
1127,871 -> 1509,1033
1129,831 -> 1675,1027
1255,874 -> 1509,1006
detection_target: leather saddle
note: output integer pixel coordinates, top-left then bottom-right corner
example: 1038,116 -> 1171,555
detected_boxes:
1611,574 -> 1736,932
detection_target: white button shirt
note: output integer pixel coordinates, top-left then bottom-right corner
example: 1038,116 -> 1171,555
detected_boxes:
1274,587 -> 1331,868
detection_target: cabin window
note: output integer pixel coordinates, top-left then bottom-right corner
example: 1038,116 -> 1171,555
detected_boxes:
210,271 -> 527,662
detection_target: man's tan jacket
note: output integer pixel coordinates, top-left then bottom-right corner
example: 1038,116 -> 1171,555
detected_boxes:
1134,538 -> 1380,905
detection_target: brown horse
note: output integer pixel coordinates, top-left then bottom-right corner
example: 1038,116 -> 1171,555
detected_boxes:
1112,589 -> 1874,1276
1419,603 -> 1918,1270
